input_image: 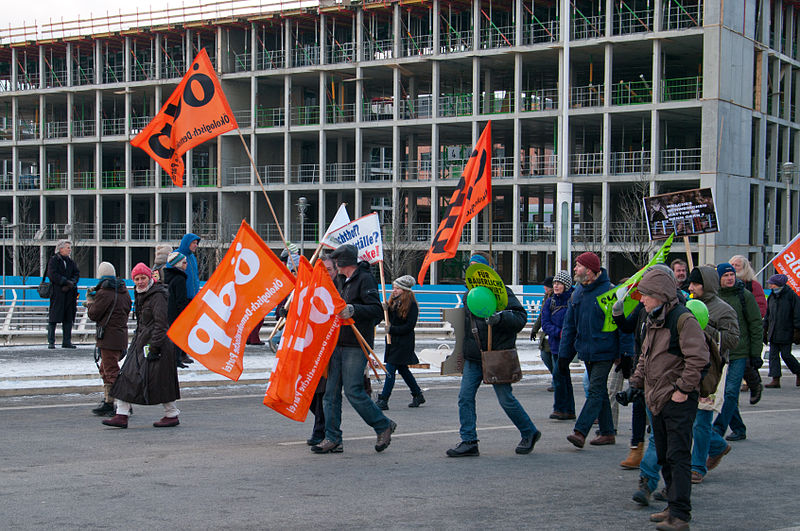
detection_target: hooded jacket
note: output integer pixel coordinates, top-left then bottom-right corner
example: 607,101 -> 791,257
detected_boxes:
692,266 -> 740,360
177,233 -> 201,298
87,277 -> 132,351
462,285 -> 527,363
764,286 -> 800,344
559,269 -> 634,362
718,279 -> 763,360
630,269 -> 709,415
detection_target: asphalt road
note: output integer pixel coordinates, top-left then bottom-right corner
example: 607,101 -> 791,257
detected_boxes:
1,379 -> 799,530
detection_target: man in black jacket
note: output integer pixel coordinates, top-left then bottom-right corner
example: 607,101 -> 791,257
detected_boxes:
764,274 -> 800,387
446,252 -> 540,457
312,244 -> 396,454
47,239 -> 80,349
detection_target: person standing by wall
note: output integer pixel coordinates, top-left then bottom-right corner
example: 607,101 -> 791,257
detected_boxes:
46,239 -> 80,349
375,275 -> 425,410
86,261 -> 132,416
103,263 -> 181,429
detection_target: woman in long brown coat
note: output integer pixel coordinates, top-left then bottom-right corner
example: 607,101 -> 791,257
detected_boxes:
86,261 -> 132,416
103,263 -> 181,429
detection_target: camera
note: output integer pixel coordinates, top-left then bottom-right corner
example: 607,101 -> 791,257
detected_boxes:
615,386 -> 643,406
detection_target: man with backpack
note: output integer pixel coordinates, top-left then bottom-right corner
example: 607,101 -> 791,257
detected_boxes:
714,263 -> 763,442
628,268 -> 709,531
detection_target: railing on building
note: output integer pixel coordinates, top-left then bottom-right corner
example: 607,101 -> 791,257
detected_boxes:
0,173 -> 12,190
362,38 -> 393,61
522,154 -> 558,177
439,93 -> 472,118
327,103 -> 355,124
660,148 -> 701,173
131,61 -> 156,81
399,97 -> 433,120
362,98 -> 394,122
408,223 -> 431,242
520,222 -> 556,243
101,223 -> 125,240
262,165 -> 286,184
72,120 -> 96,137
293,45 -> 320,67
224,166 -> 252,186
73,172 -> 96,190
328,41 -> 355,64
256,106 -> 284,128
571,84 -> 604,108
440,158 -> 467,180
73,67 -> 93,86
101,171 -> 125,189
662,0 -> 703,30
16,72 -> 39,91
480,24 -> 514,49
612,80 -> 652,105
103,64 -> 124,84
232,109 -> 251,129
493,157 -> 515,179
0,74 -> 11,93
192,168 -> 217,187
401,34 -> 433,57
45,69 -> 68,88
131,170 -> 154,188
46,223 -> 70,239
525,19 -> 560,44
257,223 -> 283,242
611,150 -> 651,174
363,164 -> 393,182
163,223 -> 187,241
291,105 -> 320,126
233,52 -> 251,72
481,91 -> 514,115
17,174 -> 40,190
130,116 -> 151,135
257,49 -> 285,70
16,119 -> 38,140
194,223 -> 219,240
102,118 -> 125,136
324,162 -> 357,183
477,222 -> 514,242
440,29 -> 472,54
570,152 -> 604,175
18,223 -> 40,239
131,223 -> 153,240
521,88 -> 558,112
289,164 -> 319,184
572,13 -> 605,40
572,221 -> 602,242
661,76 -> 703,102
400,160 -> 432,181
609,221 -> 650,242
614,6 -> 653,34
161,59 -> 185,79
45,121 -> 69,139
45,172 -> 68,190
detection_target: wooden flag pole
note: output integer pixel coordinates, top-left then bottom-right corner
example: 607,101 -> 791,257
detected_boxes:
683,236 -> 694,271
379,261 -> 392,344
350,324 -> 387,373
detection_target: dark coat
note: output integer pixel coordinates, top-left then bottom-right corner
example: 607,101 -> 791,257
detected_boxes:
541,288 -> 573,356
111,283 -> 180,405
463,286 -> 527,363
719,280 -> 763,360
164,267 -> 190,324
764,287 -> 800,344
46,253 -> 80,324
335,262 -> 384,348
87,278 -> 132,352
384,299 -> 420,366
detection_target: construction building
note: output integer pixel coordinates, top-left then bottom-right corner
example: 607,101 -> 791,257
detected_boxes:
0,0 -> 798,284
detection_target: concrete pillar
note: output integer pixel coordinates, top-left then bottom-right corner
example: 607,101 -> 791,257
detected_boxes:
556,181 -> 573,271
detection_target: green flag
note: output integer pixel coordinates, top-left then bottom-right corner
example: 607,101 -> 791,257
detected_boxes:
597,233 -> 675,332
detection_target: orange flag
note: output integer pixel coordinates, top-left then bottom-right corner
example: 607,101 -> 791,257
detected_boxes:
167,221 -> 294,380
131,48 -> 237,186
418,121 -> 492,284
770,232 -> 800,294
264,258 -> 348,421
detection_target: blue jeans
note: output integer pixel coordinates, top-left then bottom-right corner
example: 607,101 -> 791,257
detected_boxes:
323,346 -> 391,444
691,409 -> 729,476
714,357 -> 746,437
541,350 -> 556,388
640,406 -> 661,493
574,360 -> 614,437
380,363 -> 422,399
457,358 -> 537,442
553,362 -> 575,414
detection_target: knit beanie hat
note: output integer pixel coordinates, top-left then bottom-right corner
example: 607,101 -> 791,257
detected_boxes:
97,261 -> 116,278
393,275 -> 416,291
330,244 -> 359,267
131,262 -> 153,279
542,276 -> 554,288
154,244 -> 172,266
167,251 -> 186,267
576,252 -> 601,273
688,267 -> 704,285
717,262 -> 736,279
469,253 -> 491,267
553,270 -> 572,290
767,274 -> 788,287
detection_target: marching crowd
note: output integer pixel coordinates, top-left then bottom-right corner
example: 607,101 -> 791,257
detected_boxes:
44,236 -> 800,531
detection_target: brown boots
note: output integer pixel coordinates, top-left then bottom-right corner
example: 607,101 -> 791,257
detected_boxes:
764,378 -> 781,388
620,442 -> 644,469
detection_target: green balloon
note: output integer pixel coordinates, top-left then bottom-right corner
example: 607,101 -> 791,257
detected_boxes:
467,286 -> 497,319
686,299 -> 709,330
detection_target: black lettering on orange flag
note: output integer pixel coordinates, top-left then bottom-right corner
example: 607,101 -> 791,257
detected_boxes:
417,122 -> 492,285
131,48 -> 237,187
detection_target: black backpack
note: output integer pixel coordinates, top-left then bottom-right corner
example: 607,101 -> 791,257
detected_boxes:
664,305 -> 724,398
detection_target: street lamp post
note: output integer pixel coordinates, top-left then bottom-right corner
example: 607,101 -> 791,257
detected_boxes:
297,197 -> 308,254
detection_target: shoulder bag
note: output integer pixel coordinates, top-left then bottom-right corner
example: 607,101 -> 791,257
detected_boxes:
469,314 -> 522,385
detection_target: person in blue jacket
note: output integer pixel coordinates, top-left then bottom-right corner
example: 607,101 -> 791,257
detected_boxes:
559,252 -> 634,448
541,270 -> 575,420
177,232 -> 201,299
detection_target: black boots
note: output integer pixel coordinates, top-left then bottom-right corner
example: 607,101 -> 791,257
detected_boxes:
47,323 -> 56,348
375,396 -> 389,410
408,393 -> 426,408
92,401 -> 114,416
446,440 -> 479,457
62,322 -> 76,348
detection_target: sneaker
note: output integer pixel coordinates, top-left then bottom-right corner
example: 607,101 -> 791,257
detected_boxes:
632,477 -> 652,506
706,444 -> 732,470
91,401 -> 114,417
446,440 -> 479,457
102,414 -> 128,429
725,432 -> 746,442
375,420 -> 397,452
750,382 -> 763,405
653,487 -> 668,502
691,470 -> 704,484
153,416 -> 179,428
408,394 -> 426,408
311,439 -> 343,454
515,430 -> 541,454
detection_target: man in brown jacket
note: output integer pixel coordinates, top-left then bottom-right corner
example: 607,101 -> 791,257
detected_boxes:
629,268 -> 709,531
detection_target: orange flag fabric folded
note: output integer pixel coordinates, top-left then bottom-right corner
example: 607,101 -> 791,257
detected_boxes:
167,221 -> 294,380
131,48 -> 237,186
264,258 -> 348,421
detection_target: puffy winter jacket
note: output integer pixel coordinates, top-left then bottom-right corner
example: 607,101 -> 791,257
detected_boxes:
764,286 -> 800,344
462,286 -> 527,363
719,280 -> 763,360
541,288 -> 573,356
87,278 -> 132,351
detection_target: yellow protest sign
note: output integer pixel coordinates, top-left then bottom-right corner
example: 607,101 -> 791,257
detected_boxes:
466,263 -> 508,311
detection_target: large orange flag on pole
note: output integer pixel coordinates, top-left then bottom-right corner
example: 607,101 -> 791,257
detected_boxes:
264,258 -> 348,421
131,48 -> 237,187
417,121 -> 493,285
167,221 -> 295,380
768,232 -> 800,294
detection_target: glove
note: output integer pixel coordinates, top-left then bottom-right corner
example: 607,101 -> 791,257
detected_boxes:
615,356 -> 634,379
763,328 -> 769,345
749,356 -> 763,370
382,302 -> 389,312
339,304 -> 354,320
487,311 -> 502,326
558,357 -> 571,376
794,328 -> 800,345
612,286 -> 628,316
615,386 -> 643,407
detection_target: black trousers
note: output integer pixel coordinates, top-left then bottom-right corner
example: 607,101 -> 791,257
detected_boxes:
743,358 -> 763,389
652,394 -> 698,522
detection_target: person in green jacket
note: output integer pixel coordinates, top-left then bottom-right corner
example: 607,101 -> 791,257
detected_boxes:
714,263 -> 763,442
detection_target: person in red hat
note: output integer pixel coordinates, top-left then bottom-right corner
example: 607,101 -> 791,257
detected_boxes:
559,252 -> 634,449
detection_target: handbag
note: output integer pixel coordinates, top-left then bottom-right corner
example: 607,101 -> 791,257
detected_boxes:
37,279 -> 52,298
469,314 -> 522,385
